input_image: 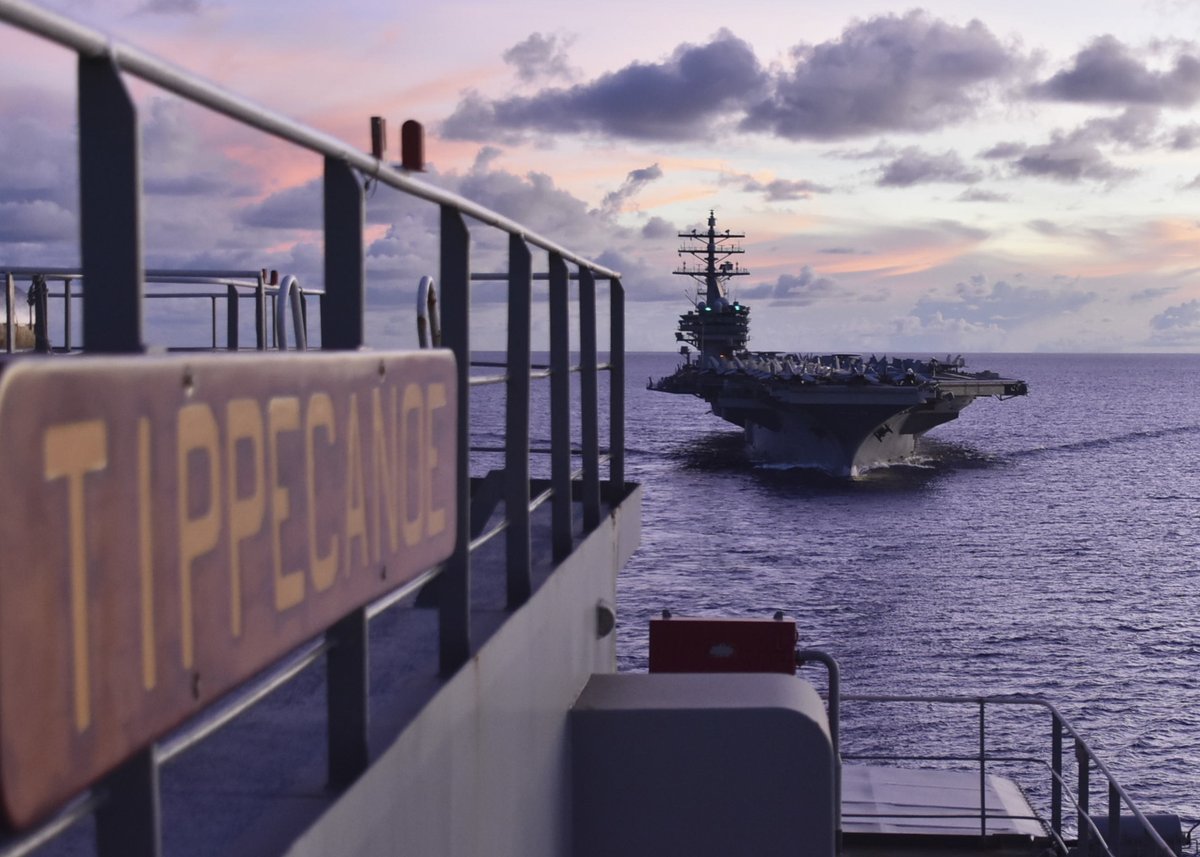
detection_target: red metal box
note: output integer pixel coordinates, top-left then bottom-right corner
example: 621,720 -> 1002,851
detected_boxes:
648,617 -> 798,674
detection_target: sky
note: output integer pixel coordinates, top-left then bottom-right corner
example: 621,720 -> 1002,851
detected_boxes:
6,0 -> 1200,352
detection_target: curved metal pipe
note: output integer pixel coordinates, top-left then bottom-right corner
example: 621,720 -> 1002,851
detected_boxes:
417,275 -> 441,348
797,648 -> 842,851
797,649 -> 840,755
274,275 -> 307,351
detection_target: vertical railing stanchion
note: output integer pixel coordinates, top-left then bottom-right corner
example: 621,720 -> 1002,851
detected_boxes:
31,273 -> 50,352
321,153 -> 372,768
797,650 -> 840,851
65,277 -> 73,351
579,266 -> 600,530
1077,740 -> 1091,856
321,157 -> 364,350
4,271 -> 13,354
210,295 -> 218,348
78,50 -> 157,853
79,56 -> 144,353
978,699 -> 987,842
549,253 -> 573,561
319,156 -> 370,780
1052,713 -> 1063,838
255,273 -> 267,350
31,272 -> 49,348
226,284 -> 239,350
1108,781 -> 1122,857
608,278 -> 625,501
439,205 -> 471,673
326,608 -> 369,788
505,235 -> 533,607
95,747 -> 160,857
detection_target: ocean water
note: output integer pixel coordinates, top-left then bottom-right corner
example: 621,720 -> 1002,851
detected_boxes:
613,352 -> 1200,830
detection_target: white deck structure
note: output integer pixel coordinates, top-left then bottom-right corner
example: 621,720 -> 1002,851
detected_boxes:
842,765 -> 1044,839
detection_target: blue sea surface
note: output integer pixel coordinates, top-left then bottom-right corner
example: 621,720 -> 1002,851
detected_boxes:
615,352 -> 1200,827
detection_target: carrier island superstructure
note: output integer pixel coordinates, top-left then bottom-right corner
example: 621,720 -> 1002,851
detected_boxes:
650,212 -> 1029,474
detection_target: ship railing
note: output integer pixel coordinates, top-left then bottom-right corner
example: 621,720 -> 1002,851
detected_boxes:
0,1 -> 627,855
2,267 -> 320,352
837,693 -> 1177,856
468,263 -> 615,557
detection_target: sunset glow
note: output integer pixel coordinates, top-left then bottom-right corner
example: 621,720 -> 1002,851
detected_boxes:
5,1 -> 1200,351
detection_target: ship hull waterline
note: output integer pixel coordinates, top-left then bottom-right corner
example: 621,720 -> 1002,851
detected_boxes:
694,385 -> 975,476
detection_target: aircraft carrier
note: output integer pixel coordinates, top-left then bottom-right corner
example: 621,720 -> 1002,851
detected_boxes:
650,213 -> 1029,474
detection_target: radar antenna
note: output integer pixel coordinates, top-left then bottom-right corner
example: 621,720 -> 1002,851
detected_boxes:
673,210 -> 748,305
671,212 -> 751,360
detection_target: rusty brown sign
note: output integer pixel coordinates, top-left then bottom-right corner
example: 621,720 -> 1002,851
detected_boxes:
0,350 -> 457,828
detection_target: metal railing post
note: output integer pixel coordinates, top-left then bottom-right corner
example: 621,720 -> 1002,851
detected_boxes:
255,273 -> 267,350
979,699 -> 987,841
797,650 -> 840,851
505,235 -> 532,607
1108,781 -> 1122,857
4,271 -> 13,353
326,608 -> 369,788
439,205 -> 471,673
549,253 -> 573,561
1077,739 -> 1091,856
95,747 -> 160,857
64,277 -> 73,351
31,273 -> 50,352
608,277 -> 625,501
226,284 -> 239,350
320,157 -> 364,350
79,56 -> 144,353
1052,712 -> 1063,837
579,266 -> 600,530
315,156 -> 372,774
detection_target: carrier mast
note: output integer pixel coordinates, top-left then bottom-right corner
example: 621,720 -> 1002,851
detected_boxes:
673,212 -> 750,361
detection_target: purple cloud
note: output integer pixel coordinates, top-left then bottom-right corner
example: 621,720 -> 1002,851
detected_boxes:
744,11 -> 1020,140
442,30 -> 766,142
877,147 -> 982,187
1030,35 -> 1200,106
